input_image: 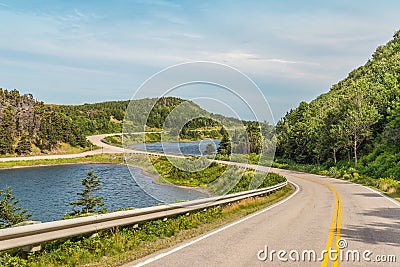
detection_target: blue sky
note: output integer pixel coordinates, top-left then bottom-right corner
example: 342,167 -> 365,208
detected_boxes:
0,0 -> 399,120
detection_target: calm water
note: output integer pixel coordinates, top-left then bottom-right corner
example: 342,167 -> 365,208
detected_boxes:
131,140 -> 221,156
0,164 -> 206,222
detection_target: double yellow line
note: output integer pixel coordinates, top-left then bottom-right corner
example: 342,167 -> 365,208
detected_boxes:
289,173 -> 342,267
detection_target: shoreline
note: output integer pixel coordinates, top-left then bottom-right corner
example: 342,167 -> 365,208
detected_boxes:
0,161 -> 124,170
125,163 -> 211,197
0,149 -> 95,159
152,177 -> 211,197
0,158 -> 211,197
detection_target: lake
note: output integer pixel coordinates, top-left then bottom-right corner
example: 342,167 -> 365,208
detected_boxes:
0,164 -> 206,222
130,139 -> 221,156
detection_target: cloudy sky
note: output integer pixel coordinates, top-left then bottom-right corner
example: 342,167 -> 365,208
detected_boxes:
0,0 -> 399,121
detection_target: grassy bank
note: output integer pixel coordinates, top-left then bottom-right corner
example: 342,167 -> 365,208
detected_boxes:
149,156 -> 286,195
0,143 -> 95,159
0,185 -> 293,267
0,154 -> 124,169
272,158 -> 400,201
102,136 -> 123,147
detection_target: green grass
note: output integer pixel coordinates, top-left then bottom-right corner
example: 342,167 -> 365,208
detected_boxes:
149,156 -> 285,196
103,133 -> 162,146
151,156 -> 226,187
0,143 -> 95,159
102,136 -> 123,147
229,172 -> 286,193
271,158 -> 400,201
0,154 -> 125,169
0,185 -> 293,267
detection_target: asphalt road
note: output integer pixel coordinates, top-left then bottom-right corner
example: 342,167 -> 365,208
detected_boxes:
2,134 -> 399,266
127,167 -> 399,267
0,134 -> 123,162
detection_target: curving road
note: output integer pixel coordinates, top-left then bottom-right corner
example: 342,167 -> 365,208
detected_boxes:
2,134 -> 399,266
127,167 -> 399,267
0,134 -> 123,162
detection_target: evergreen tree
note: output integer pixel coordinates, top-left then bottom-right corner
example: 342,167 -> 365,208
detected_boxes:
15,136 -> 32,154
0,186 -> 31,228
69,171 -> 104,214
0,107 -> 15,154
217,128 -> 231,155
0,128 -> 14,155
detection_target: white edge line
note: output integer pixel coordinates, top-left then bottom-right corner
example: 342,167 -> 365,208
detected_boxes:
361,185 -> 400,207
282,169 -> 399,208
129,181 -> 300,267
324,175 -> 400,207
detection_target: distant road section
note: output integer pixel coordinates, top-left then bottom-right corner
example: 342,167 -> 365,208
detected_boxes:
0,134 -> 123,162
87,134 -> 124,153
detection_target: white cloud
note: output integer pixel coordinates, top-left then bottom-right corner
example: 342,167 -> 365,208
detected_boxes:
0,1 -> 399,118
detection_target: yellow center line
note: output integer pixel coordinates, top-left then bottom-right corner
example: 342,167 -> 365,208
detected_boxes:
332,194 -> 342,267
285,173 -> 342,267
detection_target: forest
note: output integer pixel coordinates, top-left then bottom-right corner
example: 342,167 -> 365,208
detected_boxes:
0,91 -> 260,156
0,94 -> 192,155
276,30 -> 400,179
0,89 -> 87,154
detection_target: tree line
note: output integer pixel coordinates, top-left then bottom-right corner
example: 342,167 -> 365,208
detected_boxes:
0,92 -> 234,155
0,89 -> 86,155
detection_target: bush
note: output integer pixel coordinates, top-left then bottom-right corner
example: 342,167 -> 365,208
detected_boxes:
0,253 -> 27,267
375,178 -> 399,193
342,173 -> 352,180
328,166 -> 341,178
271,158 -> 399,196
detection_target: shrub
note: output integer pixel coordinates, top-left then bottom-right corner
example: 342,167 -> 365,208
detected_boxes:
342,173 -> 352,180
375,178 -> 399,193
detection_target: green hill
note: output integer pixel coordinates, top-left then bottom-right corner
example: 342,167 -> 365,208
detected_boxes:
0,89 -> 87,154
0,90 -> 257,156
56,97 -> 241,137
276,30 -> 400,179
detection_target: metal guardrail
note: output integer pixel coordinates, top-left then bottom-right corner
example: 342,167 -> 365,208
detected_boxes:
0,181 -> 287,251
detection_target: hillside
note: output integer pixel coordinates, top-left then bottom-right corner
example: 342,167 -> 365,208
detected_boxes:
56,97 -> 241,136
0,90 -> 260,156
0,89 -> 86,155
53,100 -> 130,136
276,30 -> 400,179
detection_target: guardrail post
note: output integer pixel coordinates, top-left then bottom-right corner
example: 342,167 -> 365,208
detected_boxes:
14,221 -> 42,259
21,243 -> 41,259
